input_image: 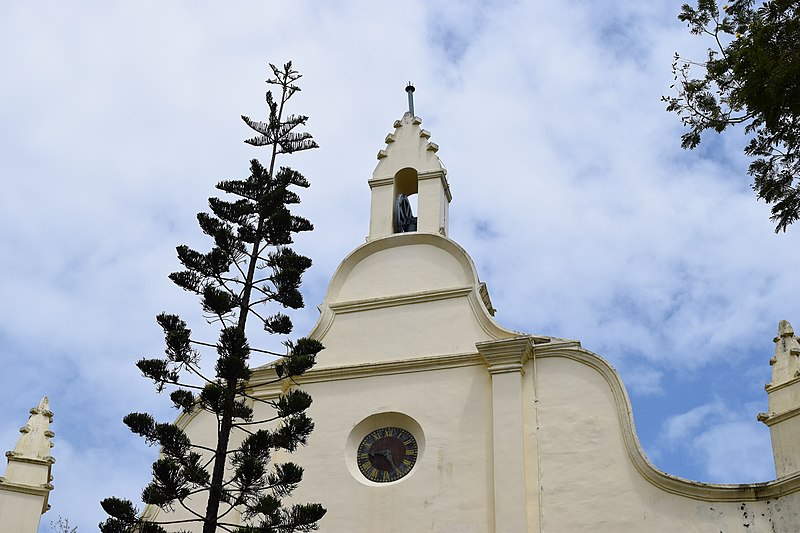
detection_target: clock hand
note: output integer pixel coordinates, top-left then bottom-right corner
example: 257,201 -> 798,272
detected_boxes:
385,450 -> 397,471
368,449 -> 397,471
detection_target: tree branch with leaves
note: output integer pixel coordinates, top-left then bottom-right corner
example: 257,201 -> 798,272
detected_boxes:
664,0 -> 800,232
100,62 -> 326,533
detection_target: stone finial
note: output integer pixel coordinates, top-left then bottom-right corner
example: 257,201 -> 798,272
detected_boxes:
769,321 -> 800,387
762,321 -> 800,478
0,397 -> 55,532
405,82 -> 415,115
8,397 -> 55,463
372,112 -> 446,181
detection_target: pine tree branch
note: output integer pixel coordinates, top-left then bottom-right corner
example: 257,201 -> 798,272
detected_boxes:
189,443 -> 217,453
247,308 -> 269,327
216,500 -> 239,522
239,376 -> 293,391
135,517 -> 203,526
182,362 -> 216,387
231,424 -> 256,436
202,453 -> 216,471
149,379 -> 206,392
190,338 -> 286,358
177,500 -> 206,522
232,415 -> 281,427
231,258 -> 247,279
249,295 -> 276,308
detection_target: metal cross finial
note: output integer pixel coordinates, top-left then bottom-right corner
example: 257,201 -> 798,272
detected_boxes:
405,82 -> 415,116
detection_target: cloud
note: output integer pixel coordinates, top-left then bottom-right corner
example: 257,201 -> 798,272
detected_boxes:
694,421 -> 774,482
0,1 -> 796,531
656,400 -> 774,483
662,401 -> 729,446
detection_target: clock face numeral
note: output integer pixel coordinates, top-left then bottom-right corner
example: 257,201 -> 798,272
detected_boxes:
357,426 -> 418,483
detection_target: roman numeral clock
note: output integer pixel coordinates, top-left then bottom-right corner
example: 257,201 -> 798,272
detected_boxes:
357,427 -> 419,483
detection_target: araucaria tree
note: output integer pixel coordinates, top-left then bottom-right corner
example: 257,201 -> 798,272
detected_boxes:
664,0 -> 800,231
100,62 -> 326,533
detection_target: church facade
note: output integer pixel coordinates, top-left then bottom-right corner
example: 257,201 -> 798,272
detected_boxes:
245,109 -> 800,531
5,106 -> 800,532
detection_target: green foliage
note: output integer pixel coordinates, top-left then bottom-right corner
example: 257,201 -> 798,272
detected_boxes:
275,338 -> 323,379
101,62 -> 325,533
664,0 -> 800,231
271,389 -> 313,418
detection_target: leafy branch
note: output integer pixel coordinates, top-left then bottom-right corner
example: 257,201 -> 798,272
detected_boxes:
664,0 -> 800,231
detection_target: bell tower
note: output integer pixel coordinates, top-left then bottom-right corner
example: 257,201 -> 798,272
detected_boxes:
367,84 -> 452,241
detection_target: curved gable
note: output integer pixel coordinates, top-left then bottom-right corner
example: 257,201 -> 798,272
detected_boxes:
325,233 -> 477,304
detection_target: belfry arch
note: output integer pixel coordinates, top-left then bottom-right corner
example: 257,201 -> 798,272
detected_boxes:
393,167 -> 418,233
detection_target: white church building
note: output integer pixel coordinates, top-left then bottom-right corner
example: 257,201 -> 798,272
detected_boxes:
4,101 -> 800,532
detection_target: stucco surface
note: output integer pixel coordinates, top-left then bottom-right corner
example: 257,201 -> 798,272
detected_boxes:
332,241 -> 468,302
536,354 -> 800,532
274,364 -> 495,533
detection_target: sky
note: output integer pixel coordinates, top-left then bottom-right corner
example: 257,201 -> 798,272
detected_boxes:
1,1 -> 798,531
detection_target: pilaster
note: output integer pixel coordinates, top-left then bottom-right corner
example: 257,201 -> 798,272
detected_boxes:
478,336 -> 536,532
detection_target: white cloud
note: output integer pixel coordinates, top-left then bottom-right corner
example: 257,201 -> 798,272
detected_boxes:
657,400 -> 774,483
621,365 -> 664,396
662,401 -> 729,446
694,421 -> 774,482
0,1 -> 795,530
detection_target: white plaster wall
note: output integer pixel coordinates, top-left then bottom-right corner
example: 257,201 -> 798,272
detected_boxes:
767,381 -> 800,415
770,419 -> 800,478
315,297 -> 490,367
327,237 -> 473,304
535,354 -> 800,532
368,180 -> 395,240
0,490 -> 45,532
276,364 -> 495,532
334,242 -> 466,302
3,461 -> 45,486
312,233 -> 512,369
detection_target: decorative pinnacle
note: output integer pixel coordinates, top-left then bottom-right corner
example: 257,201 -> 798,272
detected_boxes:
9,397 -> 55,463
405,82 -> 415,116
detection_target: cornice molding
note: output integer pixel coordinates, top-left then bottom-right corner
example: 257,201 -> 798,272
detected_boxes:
759,405 -> 800,427
0,477 -> 53,497
367,176 -> 394,188
478,336 -> 533,375
249,351 -> 486,397
329,286 -> 472,314
4,452 -> 55,466
765,374 -> 800,393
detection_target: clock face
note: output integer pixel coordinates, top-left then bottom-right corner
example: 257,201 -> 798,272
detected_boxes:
357,426 -> 418,483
